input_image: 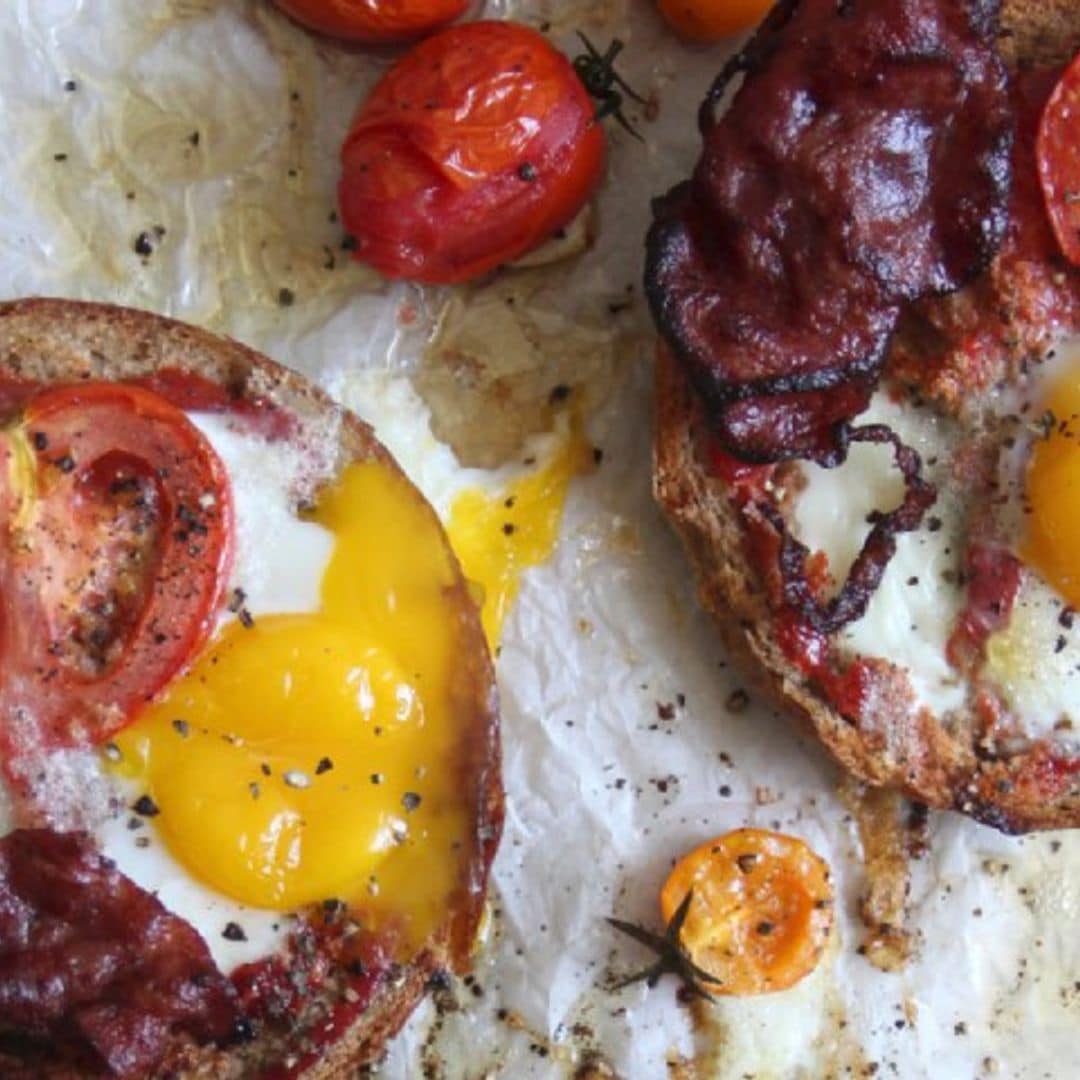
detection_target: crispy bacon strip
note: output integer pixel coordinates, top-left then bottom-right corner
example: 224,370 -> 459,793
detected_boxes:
0,830 -> 240,1078
646,0 -> 1012,464
761,426 -> 937,633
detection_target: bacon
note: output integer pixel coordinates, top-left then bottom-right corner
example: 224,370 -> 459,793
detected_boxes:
645,0 -> 1012,465
761,425 -> 937,632
0,830 -> 239,1078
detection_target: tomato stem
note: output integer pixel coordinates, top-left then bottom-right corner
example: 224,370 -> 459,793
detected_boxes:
606,888 -> 720,999
573,33 -> 646,142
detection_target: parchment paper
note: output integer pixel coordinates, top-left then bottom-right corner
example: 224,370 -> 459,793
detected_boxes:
2,2 -> 1077,1077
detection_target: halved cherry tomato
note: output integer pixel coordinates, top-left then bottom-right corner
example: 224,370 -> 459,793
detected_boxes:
660,828 -> 833,994
1037,50 -> 1080,267
0,383 -> 233,785
273,0 -> 468,44
656,0 -> 772,42
338,20 -> 606,284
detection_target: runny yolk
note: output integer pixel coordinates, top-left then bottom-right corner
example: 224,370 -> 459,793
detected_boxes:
1024,367 -> 1080,608
446,427 -> 593,647
112,462 -> 474,947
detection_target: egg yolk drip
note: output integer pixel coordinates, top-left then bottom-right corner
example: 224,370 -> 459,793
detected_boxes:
447,428 -> 593,647
112,462 -> 474,946
1024,366 -> 1080,607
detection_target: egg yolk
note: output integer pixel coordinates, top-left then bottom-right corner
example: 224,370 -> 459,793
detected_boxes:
112,461 -> 476,946
447,427 -> 593,647
1024,369 -> 1080,608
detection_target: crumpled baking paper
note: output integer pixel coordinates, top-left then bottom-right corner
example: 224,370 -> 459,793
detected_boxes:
1,2 -> 1078,1077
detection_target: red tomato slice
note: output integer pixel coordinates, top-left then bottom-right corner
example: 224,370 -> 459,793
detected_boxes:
1037,50 -> 1080,267
339,20 -> 606,284
0,382 -> 233,783
274,0 -> 469,43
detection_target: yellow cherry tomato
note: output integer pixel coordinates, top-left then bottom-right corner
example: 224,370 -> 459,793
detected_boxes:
656,0 -> 773,42
660,828 -> 833,994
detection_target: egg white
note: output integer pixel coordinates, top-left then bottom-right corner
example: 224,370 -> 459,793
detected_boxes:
189,412 -> 335,618
792,337 -> 1080,747
332,367 -> 572,515
792,391 -> 966,716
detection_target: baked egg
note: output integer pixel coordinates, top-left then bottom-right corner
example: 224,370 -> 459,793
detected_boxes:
0,370 -> 585,975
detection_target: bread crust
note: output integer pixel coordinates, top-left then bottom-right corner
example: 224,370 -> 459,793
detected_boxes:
0,298 -> 503,1077
654,344 -> 1080,833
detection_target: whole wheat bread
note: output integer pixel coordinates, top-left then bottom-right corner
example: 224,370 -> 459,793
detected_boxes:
0,298 -> 503,1078
652,3 -> 1080,833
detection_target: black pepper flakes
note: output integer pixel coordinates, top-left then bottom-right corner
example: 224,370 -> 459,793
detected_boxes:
172,718 -> 191,738
725,688 -> 750,713
402,791 -> 422,812
222,922 -> 248,942
517,161 -> 538,181
31,431 -> 48,451
63,80 -> 77,92
278,287 -> 296,307
315,757 -> 334,775
134,231 -> 154,257
133,795 -> 160,818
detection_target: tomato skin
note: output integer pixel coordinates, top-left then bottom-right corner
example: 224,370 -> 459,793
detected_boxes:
273,0 -> 469,44
338,20 -> 606,284
1037,51 -> 1080,268
660,828 -> 833,995
656,0 -> 772,42
0,383 -> 233,786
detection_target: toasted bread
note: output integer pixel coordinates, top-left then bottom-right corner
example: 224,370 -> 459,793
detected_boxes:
0,298 -> 503,1077
652,7 -> 1080,833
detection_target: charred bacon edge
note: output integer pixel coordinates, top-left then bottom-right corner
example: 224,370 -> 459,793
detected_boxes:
759,424 -> 937,634
698,0 -> 799,135
644,208 -> 894,414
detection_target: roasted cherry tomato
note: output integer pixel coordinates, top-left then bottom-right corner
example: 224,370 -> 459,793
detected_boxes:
1037,50 -> 1080,267
273,0 -> 468,44
0,383 -> 233,782
656,0 -> 772,42
660,828 -> 833,994
338,20 -> 606,284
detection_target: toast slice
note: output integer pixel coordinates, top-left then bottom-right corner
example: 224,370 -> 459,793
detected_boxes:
0,298 -> 502,1077
652,5 -> 1080,833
